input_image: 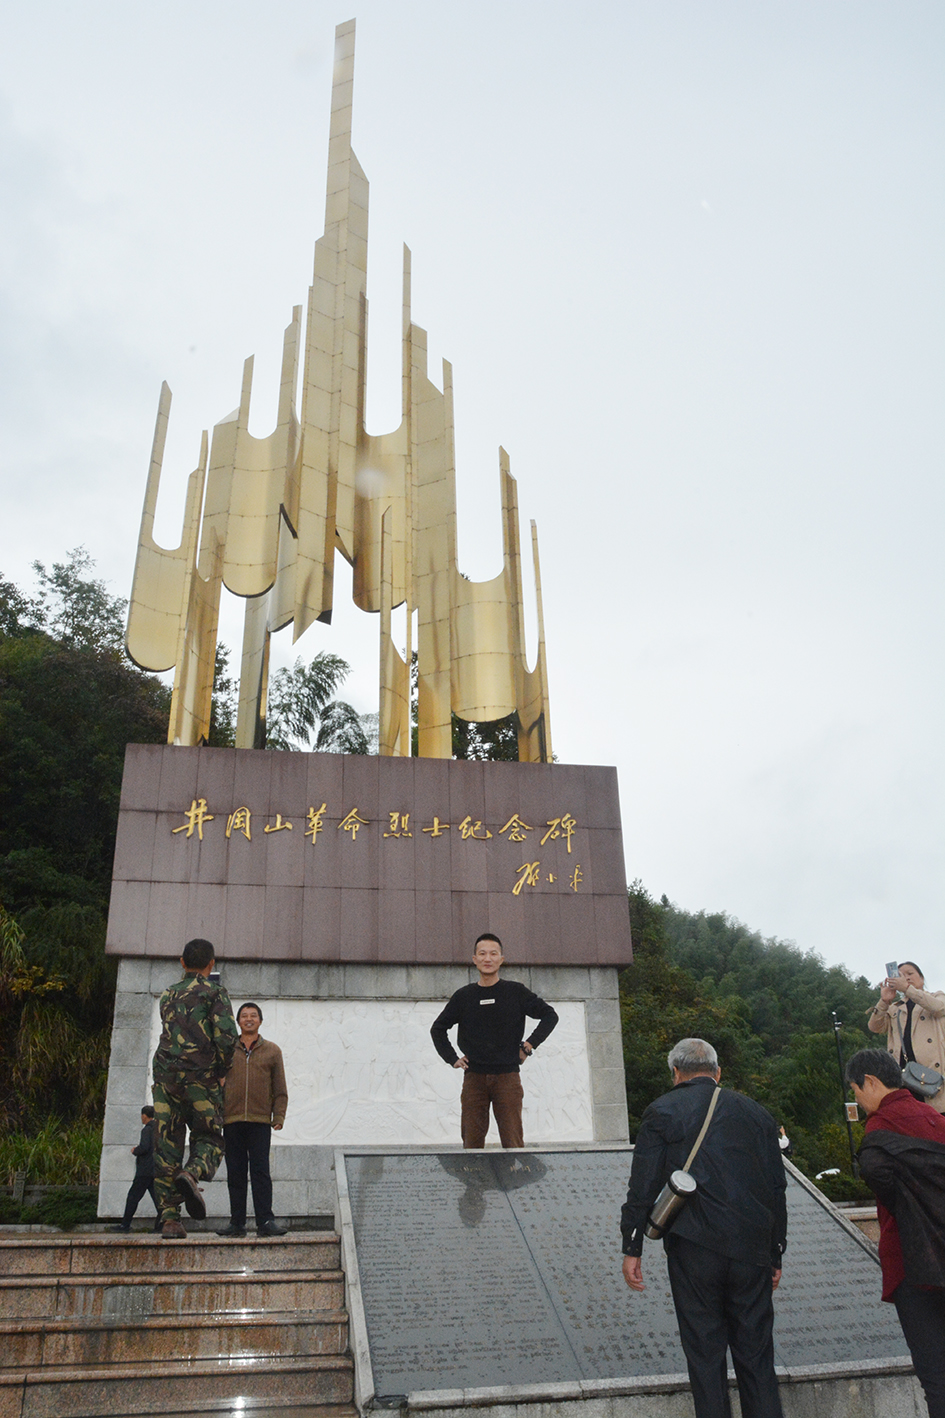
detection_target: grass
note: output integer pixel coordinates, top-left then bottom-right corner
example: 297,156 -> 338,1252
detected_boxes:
0,1117 -> 102,1186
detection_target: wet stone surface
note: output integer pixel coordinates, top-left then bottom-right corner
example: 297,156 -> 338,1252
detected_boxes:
343,1149 -> 909,1395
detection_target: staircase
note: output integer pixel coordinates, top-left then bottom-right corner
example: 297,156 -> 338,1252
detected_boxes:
0,1231 -> 356,1418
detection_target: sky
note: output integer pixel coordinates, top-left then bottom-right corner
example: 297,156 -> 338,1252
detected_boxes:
1,1 -> 942,991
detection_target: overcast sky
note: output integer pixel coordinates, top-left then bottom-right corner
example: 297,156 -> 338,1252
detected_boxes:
1,2 -> 942,991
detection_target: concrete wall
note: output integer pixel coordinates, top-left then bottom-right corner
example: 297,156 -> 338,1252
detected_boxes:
99,959 -> 629,1220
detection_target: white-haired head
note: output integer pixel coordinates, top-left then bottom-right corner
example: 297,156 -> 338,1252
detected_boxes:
667,1038 -> 719,1077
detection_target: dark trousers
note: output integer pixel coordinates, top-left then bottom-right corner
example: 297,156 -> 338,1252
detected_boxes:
665,1235 -> 783,1418
893,1282 -> 945,1418
224,1121 -> 274,1227
460,1072 -> 524,1148
121,1174 -> 158,1227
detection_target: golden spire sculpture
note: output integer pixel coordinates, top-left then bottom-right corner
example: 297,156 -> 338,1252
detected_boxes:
126,20 -> 551,762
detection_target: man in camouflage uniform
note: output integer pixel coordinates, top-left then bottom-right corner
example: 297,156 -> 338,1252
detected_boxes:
152,938 -> 238,1238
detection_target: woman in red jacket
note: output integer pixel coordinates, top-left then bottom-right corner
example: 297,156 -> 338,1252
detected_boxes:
846,1047 -> 945,1418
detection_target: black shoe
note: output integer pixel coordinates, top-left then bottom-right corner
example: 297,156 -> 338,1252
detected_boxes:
108,1224 -> 131,1233
216,1224 -> 247,1237
173,1168 -> 207,1220
256,1219 -> 288,1237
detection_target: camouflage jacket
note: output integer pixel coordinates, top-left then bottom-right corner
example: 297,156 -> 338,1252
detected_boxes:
153,973 -> 238,1081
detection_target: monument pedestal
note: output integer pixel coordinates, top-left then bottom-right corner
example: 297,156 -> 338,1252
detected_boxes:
100,960 -> 628,1221
100,746 -> 633,1219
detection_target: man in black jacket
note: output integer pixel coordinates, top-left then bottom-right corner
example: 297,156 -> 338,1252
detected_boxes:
111,1106 -> 159,1232
430,933 -> 558,1148
621,1038 -> 787,1418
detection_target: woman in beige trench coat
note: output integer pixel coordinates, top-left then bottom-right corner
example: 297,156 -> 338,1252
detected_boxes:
868,960 -> 945,1113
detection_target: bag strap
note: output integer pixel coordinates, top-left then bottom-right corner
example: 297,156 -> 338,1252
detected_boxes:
682,1085 -> 721,1173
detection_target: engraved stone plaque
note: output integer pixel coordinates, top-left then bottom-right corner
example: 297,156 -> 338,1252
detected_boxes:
107,746 -> 632,966
342,1149 -> 908,1396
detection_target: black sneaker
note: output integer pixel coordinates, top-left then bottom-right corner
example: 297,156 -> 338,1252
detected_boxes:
107,1224 -> 131,1233
256,1219 -> 288,1237
216,1224 -> 247,1237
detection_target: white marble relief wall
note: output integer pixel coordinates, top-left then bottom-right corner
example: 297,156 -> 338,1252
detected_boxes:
147,999 -> 593,1146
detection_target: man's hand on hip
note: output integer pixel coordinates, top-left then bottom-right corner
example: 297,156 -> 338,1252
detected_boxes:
453,1056 -> 469,1070
622,1256 -> 645,1291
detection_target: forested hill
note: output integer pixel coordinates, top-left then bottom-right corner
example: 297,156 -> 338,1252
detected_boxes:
663,901 -> 876,1053
621,883 -> 879,1190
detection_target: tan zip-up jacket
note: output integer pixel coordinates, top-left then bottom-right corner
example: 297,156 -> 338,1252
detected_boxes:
869,986 -> 945,1113
224,1036 -> 288,1127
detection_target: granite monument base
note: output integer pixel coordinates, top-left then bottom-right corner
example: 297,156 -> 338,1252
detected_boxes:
335,1148 -> 916,1418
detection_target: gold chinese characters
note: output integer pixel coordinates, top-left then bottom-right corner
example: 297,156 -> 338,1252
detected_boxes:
169,798 -> 582,895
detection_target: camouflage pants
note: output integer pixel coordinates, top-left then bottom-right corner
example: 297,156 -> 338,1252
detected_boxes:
152,1072 -> 224,1220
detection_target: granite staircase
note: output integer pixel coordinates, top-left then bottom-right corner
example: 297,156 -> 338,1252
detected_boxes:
0,1232 -> 356,1418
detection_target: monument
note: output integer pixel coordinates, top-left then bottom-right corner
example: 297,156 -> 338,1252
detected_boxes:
92,23 -> 923,1418
99,19 -> 632,1222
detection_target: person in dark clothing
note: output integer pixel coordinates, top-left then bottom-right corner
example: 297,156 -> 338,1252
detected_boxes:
430,933 -> 558,1148
846,1047 -> 945,1418
621,1038 -> 787,1418
110,1106 -> 160,1232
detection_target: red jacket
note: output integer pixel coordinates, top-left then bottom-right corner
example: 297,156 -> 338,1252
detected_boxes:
862,1088 -> 945,1299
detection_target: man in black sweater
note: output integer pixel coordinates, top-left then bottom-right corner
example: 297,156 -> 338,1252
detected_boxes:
430,933 -> 558,1148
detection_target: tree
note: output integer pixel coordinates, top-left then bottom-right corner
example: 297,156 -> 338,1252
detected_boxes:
265,652 -> 366,752
315,701 -> 370,753
206,644 -> 372,752
620,883 -> 766,1134
452,711 -> 519,761
0,576 -> 33,639
621,885 -> 881,1183
207,645 -> 238,747
29,547 -> 127,654
661,904 -> 875,1051
0,632 -> 170,912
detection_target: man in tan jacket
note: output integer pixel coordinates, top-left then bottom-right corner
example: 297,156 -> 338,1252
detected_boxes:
218,1002 -> 289,1237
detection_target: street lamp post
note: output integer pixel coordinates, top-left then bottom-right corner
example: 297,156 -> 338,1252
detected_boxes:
831,1011 -> 859,1178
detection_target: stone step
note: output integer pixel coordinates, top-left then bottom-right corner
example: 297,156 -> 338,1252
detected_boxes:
0,1309 -> 348,1368
92,1406 -> 359,1418
0,1270 -> 344,1321
0,1354 -> 354,1418
0,1234 -> 340,1277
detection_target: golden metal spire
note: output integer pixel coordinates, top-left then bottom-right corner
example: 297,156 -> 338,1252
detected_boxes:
127,19 -> 551,761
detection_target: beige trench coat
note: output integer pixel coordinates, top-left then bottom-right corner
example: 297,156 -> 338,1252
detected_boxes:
868,985 -> 945,1113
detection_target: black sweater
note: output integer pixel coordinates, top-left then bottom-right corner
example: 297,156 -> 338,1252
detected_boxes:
431,978 -> 559,1074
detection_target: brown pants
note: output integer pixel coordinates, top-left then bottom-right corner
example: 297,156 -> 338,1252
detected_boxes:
460,1071 -> 525,1148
